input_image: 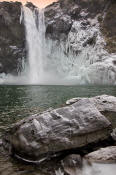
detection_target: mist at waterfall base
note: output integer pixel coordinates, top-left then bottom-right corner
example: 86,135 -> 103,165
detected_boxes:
0,5 -> 116,85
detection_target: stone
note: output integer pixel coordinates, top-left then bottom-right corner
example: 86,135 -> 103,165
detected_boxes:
90,95 -> 116,113
62,154 -> 82,168
85,146 -> 116,163
66,95 -> 116,108
3,98 -> 111,161
111,128 -> 116,142
62,154 -> 82,175
66,95 -> 116,128
90,95 -> 116,129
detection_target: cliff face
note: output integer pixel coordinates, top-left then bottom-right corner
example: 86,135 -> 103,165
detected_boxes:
101,0 -> 116,53
44,0 -> 116,84
45,0 -> 116,54
0,1 -> 25,75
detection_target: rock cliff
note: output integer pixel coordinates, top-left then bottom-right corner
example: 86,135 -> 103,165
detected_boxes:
44,0 -> 116,84
45,0 -> 116,54
0,1 -> 25,75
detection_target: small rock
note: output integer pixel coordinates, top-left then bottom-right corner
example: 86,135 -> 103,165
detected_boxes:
62,155 -> 82,175
85,146 -> 116,163
111,128 -> 116,141
62,154 -> 82,168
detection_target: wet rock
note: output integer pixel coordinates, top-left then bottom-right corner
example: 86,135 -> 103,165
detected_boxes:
62,154 -> 82,168
3,98 -> 111,161
62,154 -> 82,175
0,1 -> 26,74
85,146 -> 116,163
111,128 -> 116,142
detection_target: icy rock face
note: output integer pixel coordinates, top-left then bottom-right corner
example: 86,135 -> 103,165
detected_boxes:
67,19 -> 116,84
0,2 -> 26,74
45,2 -> 72,41
85,146 -> 116,163
45,0 -> 116,85
3,98 -> 111,161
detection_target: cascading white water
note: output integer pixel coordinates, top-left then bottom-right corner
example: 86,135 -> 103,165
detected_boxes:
23,6 -> 45,84
22,6 -> 77,85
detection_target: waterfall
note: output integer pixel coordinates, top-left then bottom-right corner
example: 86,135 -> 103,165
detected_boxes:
23,6 -> 78,85
23,6 -> 45,84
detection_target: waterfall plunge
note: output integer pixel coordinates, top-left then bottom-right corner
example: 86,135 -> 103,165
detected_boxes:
23,7 -> 45,84
23,6 -> 70,85
22,6 -> 81,85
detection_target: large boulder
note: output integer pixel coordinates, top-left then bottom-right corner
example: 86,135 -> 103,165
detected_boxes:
66,95 -> 116,128
3,97 -> 111,161
0,1 -> 26,74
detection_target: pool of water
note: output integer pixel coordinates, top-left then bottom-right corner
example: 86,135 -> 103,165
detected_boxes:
0,85 -> 116,175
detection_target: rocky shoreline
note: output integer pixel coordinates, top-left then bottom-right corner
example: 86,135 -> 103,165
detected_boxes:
1,95 -> 116,175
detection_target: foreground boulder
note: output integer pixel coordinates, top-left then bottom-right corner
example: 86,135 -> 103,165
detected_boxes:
66,95 -> 116,129
3,97 -> 112,161
85,146 -> 116,163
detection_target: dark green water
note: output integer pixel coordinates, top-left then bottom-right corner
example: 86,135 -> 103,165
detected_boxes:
0,85 -> 116,135
0,85 -> 116,175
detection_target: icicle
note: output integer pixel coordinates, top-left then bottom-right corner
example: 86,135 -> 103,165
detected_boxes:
20,6 -> 23,24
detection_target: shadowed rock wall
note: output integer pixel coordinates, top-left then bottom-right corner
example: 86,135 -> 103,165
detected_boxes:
0,1 -> 26,74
